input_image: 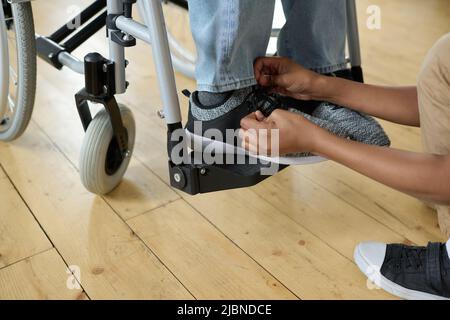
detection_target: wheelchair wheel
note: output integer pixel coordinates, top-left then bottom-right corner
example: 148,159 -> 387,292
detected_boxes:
79,105 -> 136,195
0,1 -> 36,141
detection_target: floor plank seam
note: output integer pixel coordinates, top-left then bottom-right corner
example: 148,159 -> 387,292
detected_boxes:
298,172 -> 421,243
32,120 -> 81,173
124,197 -> 181,221
0,246 -> 91,300
0,122 -> 92,300
31,114 -> 195,299
248,187 -> 353,264
0,247 -> 54,272
33,118 -> 182,224
135,152 -> 348,299
179,198 -> 302,300
132,144 -> 396,268
101,195 -> 198,300
132,153 -> 182,193
0,161 -> 56,249
130,153 -> 306,299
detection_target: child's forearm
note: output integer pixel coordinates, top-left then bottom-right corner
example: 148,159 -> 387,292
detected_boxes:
310,128 -> 450,205
312,76 -> 420,126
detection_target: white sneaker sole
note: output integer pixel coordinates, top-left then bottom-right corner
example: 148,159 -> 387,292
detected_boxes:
185,129 -> 327,166
354,244 -> 449,300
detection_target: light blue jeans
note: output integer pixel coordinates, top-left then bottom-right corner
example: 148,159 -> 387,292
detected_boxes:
189,0 -> 348,92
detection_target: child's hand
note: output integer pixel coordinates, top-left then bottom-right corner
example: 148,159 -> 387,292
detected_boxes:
240,109 -> 322,156
254,57 -> 324,101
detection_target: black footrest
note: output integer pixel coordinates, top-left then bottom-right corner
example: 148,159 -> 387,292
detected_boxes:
169,152 -> 287,195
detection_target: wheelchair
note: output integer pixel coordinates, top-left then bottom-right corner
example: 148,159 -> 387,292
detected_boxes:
0,0 -> 363,195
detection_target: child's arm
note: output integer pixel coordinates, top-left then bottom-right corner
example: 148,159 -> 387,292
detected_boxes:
313,126 -> 450,204
249,57 -> 450,203
240,110 -> 450,205
254,57 -> 420,126
316,78 -> 419,126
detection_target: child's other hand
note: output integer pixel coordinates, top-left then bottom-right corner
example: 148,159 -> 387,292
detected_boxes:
254,56 -> 324,101
240,110 -> 321,156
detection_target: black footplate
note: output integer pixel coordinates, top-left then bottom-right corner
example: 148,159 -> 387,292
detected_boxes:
169,152 -> 287,195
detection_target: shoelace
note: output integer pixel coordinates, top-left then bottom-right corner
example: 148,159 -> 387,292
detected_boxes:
400,246 -> 426,270
244,87 -> 285,117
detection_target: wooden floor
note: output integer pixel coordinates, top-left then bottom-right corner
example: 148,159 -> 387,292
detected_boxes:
1,0 -> 449,300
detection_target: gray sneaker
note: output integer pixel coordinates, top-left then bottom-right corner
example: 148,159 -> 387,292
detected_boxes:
184,87 -> 390,165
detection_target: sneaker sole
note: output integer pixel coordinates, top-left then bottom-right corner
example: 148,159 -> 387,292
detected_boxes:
354,244 -> 449,300
186,129 -> 327,166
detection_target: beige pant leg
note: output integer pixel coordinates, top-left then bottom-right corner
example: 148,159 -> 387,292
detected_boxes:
417,34 -> 450,235
437,207 -> 450,237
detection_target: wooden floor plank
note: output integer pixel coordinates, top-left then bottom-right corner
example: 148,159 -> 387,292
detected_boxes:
0,249 -> 87,300
128,199 -> 297,300
298,163 -> 444,245
357,0 -> 450,86
184,189 -> 395,300
251,169 -> 407,259
104,159 -> 180,220
0,168 -> 52,269
0,124 -> 192,300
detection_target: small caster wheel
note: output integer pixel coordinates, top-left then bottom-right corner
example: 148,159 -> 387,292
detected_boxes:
79,104 -> 135,195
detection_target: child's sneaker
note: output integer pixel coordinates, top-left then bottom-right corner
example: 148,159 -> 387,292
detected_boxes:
354,241 -> 450,300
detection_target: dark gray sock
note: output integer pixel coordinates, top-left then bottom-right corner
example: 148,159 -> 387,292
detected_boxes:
197,90 -> 235,107
190,87 -> 254,121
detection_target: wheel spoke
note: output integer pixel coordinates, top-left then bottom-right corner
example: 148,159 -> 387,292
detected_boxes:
9,66 -> 17,83
7,95 -> 15,112
5,22 -> 18,119
7,31 -> 15,42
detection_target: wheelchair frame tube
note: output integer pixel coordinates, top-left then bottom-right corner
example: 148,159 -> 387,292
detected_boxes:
137,0 -> 181,125
107,0 -> 127,94
115,0 -> 183,124
62,10 -> 108,53
115,15 -> 195,79
0,3 -> 9,118
58,51 -> 84,74
49,0 -> 106,43
346,0 -> 362,67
